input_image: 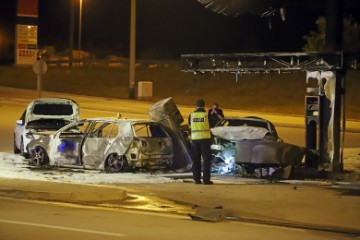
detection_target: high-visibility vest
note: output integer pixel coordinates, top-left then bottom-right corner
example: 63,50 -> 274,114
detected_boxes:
190,111 -> 211,140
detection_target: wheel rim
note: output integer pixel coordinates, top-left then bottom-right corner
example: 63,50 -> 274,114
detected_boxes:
107,154 -> 124,172
32,147 -> 45,166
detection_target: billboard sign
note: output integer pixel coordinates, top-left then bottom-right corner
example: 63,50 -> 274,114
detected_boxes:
15,24 -> 38,65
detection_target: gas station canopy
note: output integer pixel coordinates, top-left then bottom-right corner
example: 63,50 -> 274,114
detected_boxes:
181,52 -> 344,74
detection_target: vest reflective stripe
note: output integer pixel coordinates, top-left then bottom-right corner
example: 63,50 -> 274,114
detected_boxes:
191,112 -> 211,140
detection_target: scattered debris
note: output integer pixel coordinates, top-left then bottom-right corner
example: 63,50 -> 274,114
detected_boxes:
189,206 -> 231,222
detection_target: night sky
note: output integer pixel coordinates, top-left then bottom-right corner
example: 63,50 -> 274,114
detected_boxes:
1,0 -> 360,60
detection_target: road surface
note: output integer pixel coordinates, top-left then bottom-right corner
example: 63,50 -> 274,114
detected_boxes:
0,87 -> 359,153
0,197 -> 356,240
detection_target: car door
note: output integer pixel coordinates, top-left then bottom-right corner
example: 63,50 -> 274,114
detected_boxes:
132,123 -> 172,155
50,120 -> 91,166
81,121 -> 118,167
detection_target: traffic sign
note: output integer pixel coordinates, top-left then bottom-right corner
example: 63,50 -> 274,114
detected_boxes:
33,59 -> 47,75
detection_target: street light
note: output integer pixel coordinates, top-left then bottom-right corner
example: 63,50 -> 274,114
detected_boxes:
69,0 -> 74,66
78,0 -> 83,60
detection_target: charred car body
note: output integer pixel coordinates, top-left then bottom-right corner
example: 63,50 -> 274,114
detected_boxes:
14,98 -> 80,158
211,117 -> 305,177
27,118 -> 173,172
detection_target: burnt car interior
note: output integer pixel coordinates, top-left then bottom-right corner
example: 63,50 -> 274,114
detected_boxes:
57,121 -> 91,164
26,119 -> 71,131
133,123 -> 168,138
130,123 -> 172,157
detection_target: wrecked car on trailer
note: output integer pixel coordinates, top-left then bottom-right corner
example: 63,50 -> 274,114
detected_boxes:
27,118 -> 173,172
211,117 -> 305,177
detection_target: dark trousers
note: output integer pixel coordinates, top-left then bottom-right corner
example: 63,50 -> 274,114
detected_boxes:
191,139 -> 212,182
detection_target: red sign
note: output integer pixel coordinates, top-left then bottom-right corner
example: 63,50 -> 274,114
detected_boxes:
17,0 -> 38,17
18,44 -> 27,49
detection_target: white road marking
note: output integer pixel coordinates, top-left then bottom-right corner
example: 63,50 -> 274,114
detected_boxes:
0,219 -> 126,237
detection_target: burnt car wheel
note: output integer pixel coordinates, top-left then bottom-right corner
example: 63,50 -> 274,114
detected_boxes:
31,146 -> 49,166
105,154 -> 129,173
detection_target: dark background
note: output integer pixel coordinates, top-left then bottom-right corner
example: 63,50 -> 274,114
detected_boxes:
1,0 -> 360,60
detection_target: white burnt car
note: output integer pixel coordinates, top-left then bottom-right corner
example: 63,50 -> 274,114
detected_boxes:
27,118 -> 173,172
211,117 -> 304,177
14,98 -> 80,158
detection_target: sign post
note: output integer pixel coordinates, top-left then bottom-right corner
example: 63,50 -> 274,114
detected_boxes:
32,59 -> 47,98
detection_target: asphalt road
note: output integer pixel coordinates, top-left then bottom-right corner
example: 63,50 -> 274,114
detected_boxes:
0,87 -> 359,153
0,197 -> 356,240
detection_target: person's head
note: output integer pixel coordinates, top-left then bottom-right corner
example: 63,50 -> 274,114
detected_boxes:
196,99 -> 205,108
212,102 -> 219,109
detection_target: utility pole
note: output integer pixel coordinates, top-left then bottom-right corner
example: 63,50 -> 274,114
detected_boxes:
129,0 -> 136,99
78,0 -> 83,60
325,0 -> 344,172
69,0 -> 74,67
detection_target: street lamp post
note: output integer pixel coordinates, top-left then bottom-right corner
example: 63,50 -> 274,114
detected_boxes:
78,0 -> 83,60
129,0 -> 136,99
69,0 -> 74,66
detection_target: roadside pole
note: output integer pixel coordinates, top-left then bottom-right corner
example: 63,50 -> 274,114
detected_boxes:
32,59 -> 47,98
129,0 -> 136,99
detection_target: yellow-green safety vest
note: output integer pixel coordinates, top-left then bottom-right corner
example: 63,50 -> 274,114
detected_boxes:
190,111 -> 211,140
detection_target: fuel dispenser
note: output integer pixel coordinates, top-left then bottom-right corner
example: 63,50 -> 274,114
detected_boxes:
305,71 -> 332,168
305,95 -> 324,167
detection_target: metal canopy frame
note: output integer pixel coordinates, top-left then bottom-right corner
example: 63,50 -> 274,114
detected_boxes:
181,51 -> 347,172
181,52 -> 344,73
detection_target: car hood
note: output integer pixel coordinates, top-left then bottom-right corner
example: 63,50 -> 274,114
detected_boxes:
211,126 -> 269,141
25,98 -> 79,123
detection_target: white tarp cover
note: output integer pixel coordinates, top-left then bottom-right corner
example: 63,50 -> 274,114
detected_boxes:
323,71 -> 336,163
211,126 -> 269,141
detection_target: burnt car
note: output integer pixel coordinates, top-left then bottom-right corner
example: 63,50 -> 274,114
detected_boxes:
28,118 -> 173,172
211,117 -> 304,177
14,98 -> 80,158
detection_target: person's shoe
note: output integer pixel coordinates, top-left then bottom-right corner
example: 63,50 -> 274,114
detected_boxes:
194,180 -> 202,184
203,180 -> 213,185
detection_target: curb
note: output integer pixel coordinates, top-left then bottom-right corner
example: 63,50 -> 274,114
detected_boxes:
0,187 -> 127,203
0,178 -> 128,203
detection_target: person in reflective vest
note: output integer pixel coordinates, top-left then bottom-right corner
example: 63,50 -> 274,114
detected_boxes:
188,99 -> 213,185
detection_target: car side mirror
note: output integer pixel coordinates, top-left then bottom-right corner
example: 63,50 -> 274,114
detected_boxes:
16,119 -> 24,125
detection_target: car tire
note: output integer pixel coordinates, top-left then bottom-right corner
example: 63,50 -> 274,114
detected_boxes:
31,146 -> 49,166
105,154 -> 129,173
14,134 -> 20,154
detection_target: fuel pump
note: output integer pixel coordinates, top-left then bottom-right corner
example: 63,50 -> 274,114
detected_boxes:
305,71 -> 334,169
305,94 -> 325,167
